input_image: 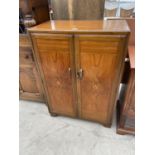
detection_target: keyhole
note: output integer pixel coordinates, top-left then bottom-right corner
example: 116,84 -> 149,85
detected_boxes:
25,55 -> 29,59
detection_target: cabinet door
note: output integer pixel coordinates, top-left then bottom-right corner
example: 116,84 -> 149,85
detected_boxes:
19,64 -> 44,102
31,34 -> 77,117
75,35 -> 127,126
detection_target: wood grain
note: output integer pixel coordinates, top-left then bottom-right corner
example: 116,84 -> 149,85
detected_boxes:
19,34 -> 31,47
28,20 -> 130,126
75,35 -> 127,126
117,70 -> 135,134
19,47 -> 34,65
31,34 -> 77,117
117,43 -> 135,134
128,46 -> 135,69
28,20 -> 130,34
126,18 -> 135,46
19,34 -> 45,102
106,18 -> 134,45
19,64 -> 44,102
20,65 -> 39,93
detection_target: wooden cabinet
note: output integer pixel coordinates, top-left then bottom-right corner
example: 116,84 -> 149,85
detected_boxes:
117,18 -> 135,134
117,46 -> 135,134
29,20 -> 130,127
19,34 -> 45,102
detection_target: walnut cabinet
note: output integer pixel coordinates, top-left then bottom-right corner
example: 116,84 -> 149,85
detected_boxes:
29,20 -> 130,127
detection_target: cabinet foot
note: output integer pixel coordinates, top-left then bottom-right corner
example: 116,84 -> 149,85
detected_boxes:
102,122 -> 112,128
50,112 -> 58,117
117,127 -> 135,135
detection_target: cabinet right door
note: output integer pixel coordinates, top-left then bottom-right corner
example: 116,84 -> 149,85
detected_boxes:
75,35 -> 127,126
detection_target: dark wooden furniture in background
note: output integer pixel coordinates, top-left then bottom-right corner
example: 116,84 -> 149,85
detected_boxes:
117,46 -> 135,135
117,18 -> 135,134
19,0 -> 49,25
28,20 -> 130,127
19,0 -> 49,102
19,34 -> 45,102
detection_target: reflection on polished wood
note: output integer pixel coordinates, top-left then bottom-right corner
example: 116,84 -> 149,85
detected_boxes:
28,20 -> 130,33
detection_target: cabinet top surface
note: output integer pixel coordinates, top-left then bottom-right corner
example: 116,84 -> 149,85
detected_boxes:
28,20 -> 130,34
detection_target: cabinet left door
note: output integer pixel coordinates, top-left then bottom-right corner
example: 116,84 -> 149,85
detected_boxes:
31,33 -> 77,117
19,34 -> 44,102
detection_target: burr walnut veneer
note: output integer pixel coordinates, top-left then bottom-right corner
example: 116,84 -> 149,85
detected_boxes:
28,20 -> 130,127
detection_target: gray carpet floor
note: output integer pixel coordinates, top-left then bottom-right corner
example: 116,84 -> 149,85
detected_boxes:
19,100 -> 135,155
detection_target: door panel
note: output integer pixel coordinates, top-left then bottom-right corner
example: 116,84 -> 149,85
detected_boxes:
32,34 -> 76,117
19,65 -> 44,102
19,47 -> 34,65
75,35 -> 125,124
20,66 -> 39,93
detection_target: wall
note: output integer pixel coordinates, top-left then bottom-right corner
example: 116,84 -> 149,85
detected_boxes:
50,0 -> 105,20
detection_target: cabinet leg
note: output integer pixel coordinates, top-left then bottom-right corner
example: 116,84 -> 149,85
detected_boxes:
102,121 -> 112,128
50,112 -> 58,117
117,129 -> 127,135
